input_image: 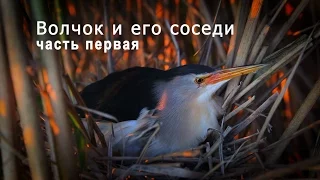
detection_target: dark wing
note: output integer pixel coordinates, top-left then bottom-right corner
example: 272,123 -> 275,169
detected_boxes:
80,64 -> 215,121
81,67 -> 167,121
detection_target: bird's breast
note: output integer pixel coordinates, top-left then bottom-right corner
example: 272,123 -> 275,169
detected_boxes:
146,100 -> 220,156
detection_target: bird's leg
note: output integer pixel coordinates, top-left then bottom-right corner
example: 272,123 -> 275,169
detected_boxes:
212,95 -> 226,116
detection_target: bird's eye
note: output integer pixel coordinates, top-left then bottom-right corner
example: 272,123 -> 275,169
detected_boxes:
195,77 -> 204,84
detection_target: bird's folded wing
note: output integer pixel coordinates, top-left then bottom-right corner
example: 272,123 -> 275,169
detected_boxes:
111,117 -> 157,144
83,116 -> 158,147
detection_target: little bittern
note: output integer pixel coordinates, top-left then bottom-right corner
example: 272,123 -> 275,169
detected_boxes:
81,64 -> 264,156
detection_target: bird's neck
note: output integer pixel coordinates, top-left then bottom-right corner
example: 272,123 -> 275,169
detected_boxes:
158,98 -> 220,132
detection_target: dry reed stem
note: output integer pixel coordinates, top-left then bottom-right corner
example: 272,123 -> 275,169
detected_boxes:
0,23 -> 18,180
54,0 -> 75,80
128,164 -> 205,179
225,0 -> 264,97
198,0 -> 225,65
267,0 -> 310,54
254,152 -> 265,170
257,25 -> 316,143
194,138 -> 221,170
247,0 -> 287,64
136,124 -> 160,164
252,14 -> 267,43
233,103 -> 267,118
234,37 -> 310,102
103,0 -> 114,73
225,140 -> 248,168
229,142 -> 263,165
201,161 -> 225,180
262,120 -> 320,152
165,20 -> 181,66
107,139 -> 113,179
110,168 -> 150,177
97,156 -> 210,163
79,173 -> 97,180
205,142 -> 213,169
224,96 -> 255,122
0,133 -> 28,165
267,77 -> 320,163
142,2 -> 166,32
226,0 -> 244,68
234,0 -> 264,66
226,0 -> 251,68
225,132 -> 259,146
204,132 -> 224,160
64,74 -> 96,145
223,84 -> 241,107
75,105 -> 118,122
66,103 -> 91,142
254,156 -> 320,180
230,93 -> 278,137
148,147 -> 204,163
64,74 -> 107,147
184,1 -> 206,23
194,128 -> 231,171
241,46 -> 268,89
187,4 -> 202,54
37,83 -> 59,180
1,0 -> 50,179
219,121 -> 225,174
255,67 -> 292,104
30,0 -> 78,178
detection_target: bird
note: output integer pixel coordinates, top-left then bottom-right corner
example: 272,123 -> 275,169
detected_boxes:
81,64 -> 264,157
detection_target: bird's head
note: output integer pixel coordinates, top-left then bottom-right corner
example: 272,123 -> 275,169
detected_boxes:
155,64 -> 265,110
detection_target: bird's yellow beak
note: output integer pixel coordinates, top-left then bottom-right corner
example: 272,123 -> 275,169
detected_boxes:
204,64 -> 266,84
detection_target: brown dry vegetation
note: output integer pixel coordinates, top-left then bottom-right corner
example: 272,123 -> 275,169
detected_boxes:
0,0 -> 320,179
